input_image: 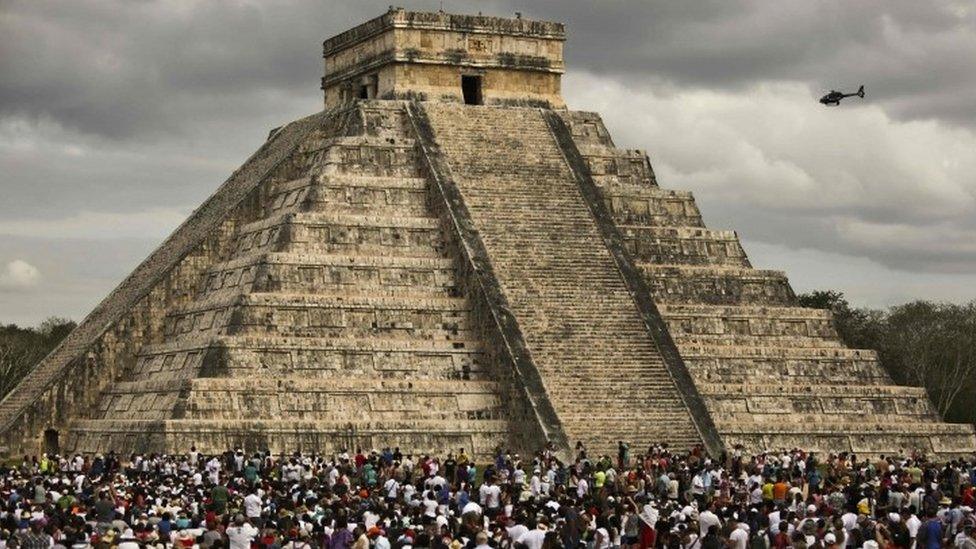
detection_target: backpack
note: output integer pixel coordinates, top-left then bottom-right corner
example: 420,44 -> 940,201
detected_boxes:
916,520 -> 930,545
750,529 -> 767,549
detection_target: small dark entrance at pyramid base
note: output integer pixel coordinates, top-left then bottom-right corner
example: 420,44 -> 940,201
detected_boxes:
44,428 -> 59,456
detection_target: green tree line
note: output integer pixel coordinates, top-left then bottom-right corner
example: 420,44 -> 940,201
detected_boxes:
0,318 -> 76,400
798,291 -> 976,424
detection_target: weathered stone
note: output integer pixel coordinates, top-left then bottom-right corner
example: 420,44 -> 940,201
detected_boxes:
1,9 -> 972,460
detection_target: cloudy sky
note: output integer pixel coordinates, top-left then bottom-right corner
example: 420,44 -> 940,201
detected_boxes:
1,0 -> 975,326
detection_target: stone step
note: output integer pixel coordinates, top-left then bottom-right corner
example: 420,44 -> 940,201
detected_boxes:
620,226 -> 751,267
424,103 -> 705,456
721,428 -> 976,458
133,335 -> 487,382
639,264 -> 795,306
97,378 -> 505,422
546,385 -> 687,400
699,383 -> 937,418
200,252 -> 458,299
718,416 -> 973,433
232,212 -> 444,258
273,175 -> 428,196
673,334 -> 844,348
163,292 -> 475,340
578,147 -> 656,188
699,382 -> 928,399
267,175 -> 430,217
236,212 -> 440,239
65,418 -> 511,457
659,304 -> 839,339
686,358 -> 890,385
557,111 -> 617,150
304,135 -> 422,178
676,344 -> 890,384
599,187 -> 705,228
678,344 -> 879,361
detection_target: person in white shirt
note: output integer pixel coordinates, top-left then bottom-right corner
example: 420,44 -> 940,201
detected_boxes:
728,521 -> 749,549
205,457 -> 221,484
505,517 -> 529,545
244,491 -> 263,519
422,493 -> 438,518
374,532 -> 392,549
904,509 -> 922,548
462,500 -> 483,516
577,477 -> 589,500
480,481 -> 502,512
226,515 -> 258,549
382,477 -> 400,501
518,519 -> 549,549
530,472 -> 542,497
699,506 -> 720,538
116,528 -> 140,549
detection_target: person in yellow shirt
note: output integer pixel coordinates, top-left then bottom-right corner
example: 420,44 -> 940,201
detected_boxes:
762,480 -> 775,502
594,469 -> 606,490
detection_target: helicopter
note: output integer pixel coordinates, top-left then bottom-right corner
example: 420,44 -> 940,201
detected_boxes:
820,85 -> 865,106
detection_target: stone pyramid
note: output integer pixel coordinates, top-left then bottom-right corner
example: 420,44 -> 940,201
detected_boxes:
1,9 -> 972,459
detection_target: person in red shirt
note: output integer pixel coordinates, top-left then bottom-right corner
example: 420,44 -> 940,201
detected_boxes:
772,521 -> 791,549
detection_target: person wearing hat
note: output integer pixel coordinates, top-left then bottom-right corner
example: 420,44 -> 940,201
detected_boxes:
372,526 -> 392,549
116,527 -> 140,549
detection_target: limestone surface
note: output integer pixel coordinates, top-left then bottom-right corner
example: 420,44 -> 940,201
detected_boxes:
2,9 -> 972,460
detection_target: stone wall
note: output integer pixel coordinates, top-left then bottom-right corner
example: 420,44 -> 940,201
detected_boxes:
323,9 -> 565,109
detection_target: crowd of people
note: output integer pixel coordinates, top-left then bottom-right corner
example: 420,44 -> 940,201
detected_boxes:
1,441 -> 975,549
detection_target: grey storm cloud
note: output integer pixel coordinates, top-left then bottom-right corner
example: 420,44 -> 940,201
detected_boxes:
0,0 -> 975,325
2,0 -> 975,140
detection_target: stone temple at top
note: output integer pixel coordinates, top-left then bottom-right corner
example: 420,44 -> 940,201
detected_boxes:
2,8 -> 973,460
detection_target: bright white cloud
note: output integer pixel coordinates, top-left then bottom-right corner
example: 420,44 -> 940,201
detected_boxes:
0,259 -> 40,289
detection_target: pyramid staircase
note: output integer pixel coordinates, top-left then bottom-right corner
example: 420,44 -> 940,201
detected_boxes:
417,103 -> 712,456
558,110 -> 976,457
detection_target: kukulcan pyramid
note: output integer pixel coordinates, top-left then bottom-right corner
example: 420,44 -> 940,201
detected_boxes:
2,9 -> 973,460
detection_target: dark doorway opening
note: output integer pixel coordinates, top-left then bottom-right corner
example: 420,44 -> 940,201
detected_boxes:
461,75 -> 483,105
43,429 -> 59,456
358,74 -> 378,100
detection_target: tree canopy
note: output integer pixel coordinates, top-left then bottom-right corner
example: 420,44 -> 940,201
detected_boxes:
0,318 -> 76,400
799,291 -> 976,423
